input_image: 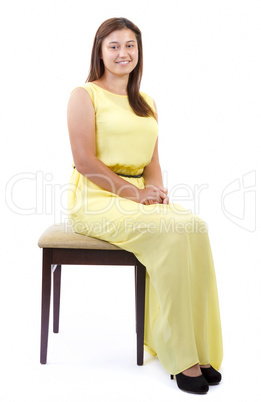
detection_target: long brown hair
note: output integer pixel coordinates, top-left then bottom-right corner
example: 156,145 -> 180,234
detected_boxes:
86,17 -> 156,119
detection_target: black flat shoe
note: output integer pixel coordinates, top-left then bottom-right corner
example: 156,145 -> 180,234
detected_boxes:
200,366 -> 222,385
170,373 -> 209,394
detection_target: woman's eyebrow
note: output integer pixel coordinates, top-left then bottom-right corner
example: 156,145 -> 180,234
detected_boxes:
108,40 -> 136,44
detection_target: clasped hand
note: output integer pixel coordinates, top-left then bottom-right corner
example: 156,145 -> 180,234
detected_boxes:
139,185 -> 169,205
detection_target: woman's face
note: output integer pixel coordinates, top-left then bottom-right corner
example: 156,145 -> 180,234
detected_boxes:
101,29 -> 139,78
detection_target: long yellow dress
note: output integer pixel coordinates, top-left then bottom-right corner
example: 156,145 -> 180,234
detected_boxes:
67,82 -> 223,375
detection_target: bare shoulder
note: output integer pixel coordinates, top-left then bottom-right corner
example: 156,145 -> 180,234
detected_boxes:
153,99 -> 157,110
69,86 -> 93,104
67,86 -> 94,117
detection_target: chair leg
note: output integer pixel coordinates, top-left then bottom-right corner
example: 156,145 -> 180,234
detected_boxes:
40,248 -> 52,364
135,265 -> 137,333
136,260 -> 146,366
53,265 -> 61,333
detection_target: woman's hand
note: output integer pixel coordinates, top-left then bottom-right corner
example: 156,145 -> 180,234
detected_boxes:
138,185 -> 169,205
160,186 -> 169,205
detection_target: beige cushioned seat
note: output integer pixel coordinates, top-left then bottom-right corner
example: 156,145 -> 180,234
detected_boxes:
38,223 -> 121,250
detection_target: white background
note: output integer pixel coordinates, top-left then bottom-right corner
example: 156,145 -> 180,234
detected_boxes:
1,0 -> 261,401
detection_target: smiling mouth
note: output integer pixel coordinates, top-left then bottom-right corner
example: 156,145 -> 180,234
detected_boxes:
116,61 -> 131,65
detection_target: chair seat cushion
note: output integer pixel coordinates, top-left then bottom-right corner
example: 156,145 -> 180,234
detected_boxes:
38,223 -> 121,250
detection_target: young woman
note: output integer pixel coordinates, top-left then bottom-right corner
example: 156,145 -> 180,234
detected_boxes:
67,17 -> 223,394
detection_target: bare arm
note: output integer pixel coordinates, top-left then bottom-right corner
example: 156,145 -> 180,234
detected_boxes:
142,101 -> 169,205
67,88 -> 166,204
143,137 -> 163,188
143,138 -> 169,204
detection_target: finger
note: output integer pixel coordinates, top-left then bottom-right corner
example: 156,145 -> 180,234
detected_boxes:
162,187 -> 168,194
159,190 -> 167,199
159,186 -> 168,194
149,198 -> 159,205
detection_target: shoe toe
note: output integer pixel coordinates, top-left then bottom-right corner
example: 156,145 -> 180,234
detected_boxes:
175,373 -> 209,394
201,366 -> 222,385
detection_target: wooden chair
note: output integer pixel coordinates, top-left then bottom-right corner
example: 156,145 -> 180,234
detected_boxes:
38,223 -> 146,366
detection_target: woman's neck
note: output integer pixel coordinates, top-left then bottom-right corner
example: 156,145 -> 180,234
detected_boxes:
94,73 -> 129,95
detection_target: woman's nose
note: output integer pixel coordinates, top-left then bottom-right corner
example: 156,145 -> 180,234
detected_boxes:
119,47 -> 128,58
